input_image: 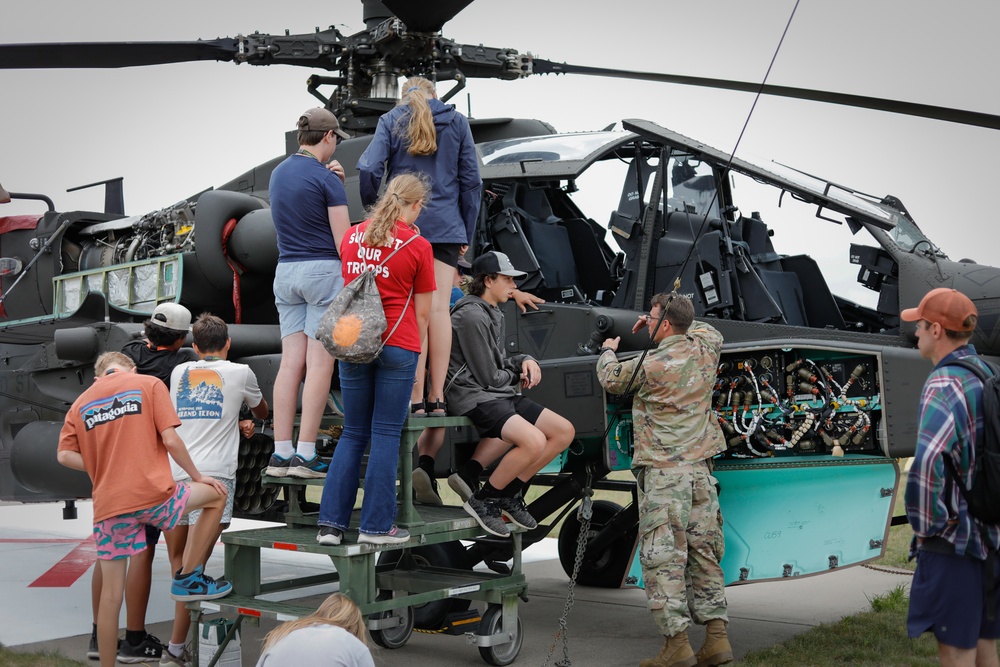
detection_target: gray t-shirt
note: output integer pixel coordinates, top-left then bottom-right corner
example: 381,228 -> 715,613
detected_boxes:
256,625 -> 374,667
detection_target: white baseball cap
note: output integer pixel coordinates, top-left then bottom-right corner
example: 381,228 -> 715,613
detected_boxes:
150,302 -> 192,332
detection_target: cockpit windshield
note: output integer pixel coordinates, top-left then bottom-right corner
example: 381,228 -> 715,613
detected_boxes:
479,132 -> 623,166
664,155 -> 721,220
883,215 -> 937,254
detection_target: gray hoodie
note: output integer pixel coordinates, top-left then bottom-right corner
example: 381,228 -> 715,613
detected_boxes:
445,295 -> 534,417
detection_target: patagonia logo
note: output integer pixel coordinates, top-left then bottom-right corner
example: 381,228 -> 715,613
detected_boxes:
80,390 -> 143,430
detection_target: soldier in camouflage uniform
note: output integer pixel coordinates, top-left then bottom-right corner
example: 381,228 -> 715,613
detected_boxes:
597,293 -> 732,667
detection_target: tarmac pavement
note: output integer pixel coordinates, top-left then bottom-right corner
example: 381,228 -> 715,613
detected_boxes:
2,501 -> 913,666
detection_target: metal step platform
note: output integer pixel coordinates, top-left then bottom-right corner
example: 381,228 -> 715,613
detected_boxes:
189,417 -> 528,666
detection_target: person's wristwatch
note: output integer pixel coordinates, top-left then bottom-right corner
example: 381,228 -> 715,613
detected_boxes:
600,346 -> 615,354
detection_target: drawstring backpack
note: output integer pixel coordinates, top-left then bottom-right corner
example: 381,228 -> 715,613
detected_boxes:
317,235 -> 417,364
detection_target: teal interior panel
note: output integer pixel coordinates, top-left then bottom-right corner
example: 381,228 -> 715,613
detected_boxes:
625,455 -> 898,588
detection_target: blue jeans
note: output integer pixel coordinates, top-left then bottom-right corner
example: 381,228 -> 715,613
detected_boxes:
318,345 -> 418,534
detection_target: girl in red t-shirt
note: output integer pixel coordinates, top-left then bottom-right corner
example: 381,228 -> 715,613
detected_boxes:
317,173 -> 436,545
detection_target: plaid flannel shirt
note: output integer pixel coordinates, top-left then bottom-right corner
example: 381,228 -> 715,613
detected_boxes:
904,344 -> 999,560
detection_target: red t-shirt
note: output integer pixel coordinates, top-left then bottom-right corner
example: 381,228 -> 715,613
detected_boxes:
58,371 -> 182,522
340,220 -> 436,353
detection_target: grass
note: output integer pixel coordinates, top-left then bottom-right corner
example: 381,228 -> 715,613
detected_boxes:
0,644 -> 86,666
734,585 -> 941,667
875,465 -> 916,572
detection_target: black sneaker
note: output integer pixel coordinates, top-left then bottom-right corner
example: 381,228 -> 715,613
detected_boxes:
317,526 -> 343,546
413,468 -> 443,506
116,633 -> 163,663
494,495 -> 538,530
88,636 -> 123,661
463,497 -> 510,537
448,471 -> 480,503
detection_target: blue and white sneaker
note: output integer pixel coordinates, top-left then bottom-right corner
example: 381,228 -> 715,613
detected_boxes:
287,454 -> 329,479
170,565 -> 232,601
264,454 -> 291,477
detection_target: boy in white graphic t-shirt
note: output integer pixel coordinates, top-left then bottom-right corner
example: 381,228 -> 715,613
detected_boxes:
162,313 -> 269,664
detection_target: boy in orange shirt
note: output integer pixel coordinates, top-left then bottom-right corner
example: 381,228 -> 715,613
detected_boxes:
58,352 -> 231,667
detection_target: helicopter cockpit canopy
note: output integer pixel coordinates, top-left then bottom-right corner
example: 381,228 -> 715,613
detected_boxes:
479,131 -> 638,179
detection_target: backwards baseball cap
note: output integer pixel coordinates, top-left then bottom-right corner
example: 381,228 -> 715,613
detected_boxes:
471,251 -> 527,279
150,302 -> 193,333
297,107 -> 350,140
900,288 -> 978,331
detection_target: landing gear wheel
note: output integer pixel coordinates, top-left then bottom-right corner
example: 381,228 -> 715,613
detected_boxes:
557,499 -> 637,588
369,594 -> 414,649
477,604 -> 523,666
376,541 -> 472,629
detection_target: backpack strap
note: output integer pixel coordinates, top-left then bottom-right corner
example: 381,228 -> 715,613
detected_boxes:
377,233 -> 419,267
939,355 -> 997,620
372,233 -> 419,352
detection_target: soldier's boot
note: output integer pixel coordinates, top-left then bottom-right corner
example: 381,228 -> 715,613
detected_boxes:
639,631 -> 697,667
694,619 -> 733,666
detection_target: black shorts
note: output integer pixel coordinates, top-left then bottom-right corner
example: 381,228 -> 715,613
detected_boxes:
907,548 -> 1000,648
432,243 -> 463,268
464,395 -> 545,439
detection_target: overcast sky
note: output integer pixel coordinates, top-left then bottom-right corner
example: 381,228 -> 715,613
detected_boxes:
2,0 -> 997,301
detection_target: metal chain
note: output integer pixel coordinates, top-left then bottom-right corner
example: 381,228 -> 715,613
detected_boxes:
862,562 -> 914,576
541,469 -> 594,667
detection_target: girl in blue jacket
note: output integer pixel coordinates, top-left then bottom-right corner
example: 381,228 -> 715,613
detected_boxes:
357,76 -> 482,418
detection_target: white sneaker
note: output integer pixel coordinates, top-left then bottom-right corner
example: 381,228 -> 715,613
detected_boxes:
358,526 -> 410,545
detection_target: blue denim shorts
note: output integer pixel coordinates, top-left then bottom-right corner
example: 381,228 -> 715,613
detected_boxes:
908,548 -> 1000,648
273,259 -> 344,339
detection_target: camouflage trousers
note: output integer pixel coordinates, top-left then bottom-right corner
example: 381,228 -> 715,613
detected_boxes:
637,460 -> 728,637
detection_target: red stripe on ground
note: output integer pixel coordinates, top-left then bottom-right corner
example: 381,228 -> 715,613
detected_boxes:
28,538 -> 96,587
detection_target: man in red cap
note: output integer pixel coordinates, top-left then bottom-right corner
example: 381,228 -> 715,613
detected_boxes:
901,288 -> 1000,666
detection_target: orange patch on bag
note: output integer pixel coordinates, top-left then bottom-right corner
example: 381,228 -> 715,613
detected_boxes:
333,315 -> 364,346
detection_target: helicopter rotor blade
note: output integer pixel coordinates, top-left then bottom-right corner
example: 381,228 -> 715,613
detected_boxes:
380,0 -> 476,33
0,39 -> 239,69
531,58 -> 1000,131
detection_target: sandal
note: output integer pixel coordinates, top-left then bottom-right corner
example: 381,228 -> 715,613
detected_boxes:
426,399 -> 447,416
410,402 -> 428,417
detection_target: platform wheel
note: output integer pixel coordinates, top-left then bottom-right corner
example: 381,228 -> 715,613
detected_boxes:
477,604 -> 523,666
376,540 -> 472,629
369,594 -> 414,649
557,499 -> 637,588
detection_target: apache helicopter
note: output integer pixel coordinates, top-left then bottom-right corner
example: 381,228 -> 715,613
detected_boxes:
2,0 -> 999,611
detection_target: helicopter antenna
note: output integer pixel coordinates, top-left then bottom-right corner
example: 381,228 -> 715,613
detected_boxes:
670,0 -> 802,304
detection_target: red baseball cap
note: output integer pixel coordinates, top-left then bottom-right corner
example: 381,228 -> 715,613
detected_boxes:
900,288 -> 977,331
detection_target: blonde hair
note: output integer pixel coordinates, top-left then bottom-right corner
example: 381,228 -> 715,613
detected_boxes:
397,76 -> 437,156
261,593 -> 368,654
364,173 -> 428,247
95,352 -> 135,376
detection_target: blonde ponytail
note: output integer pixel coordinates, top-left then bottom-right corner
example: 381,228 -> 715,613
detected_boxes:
398,76 -> 437,156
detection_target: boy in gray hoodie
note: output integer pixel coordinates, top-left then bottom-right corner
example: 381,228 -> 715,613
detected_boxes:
444,252 -> 575,536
